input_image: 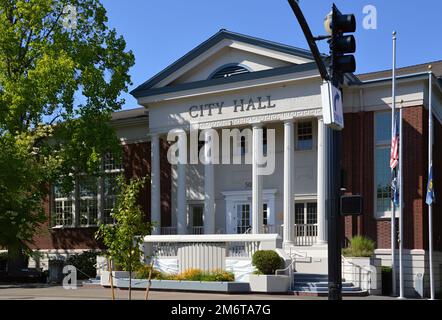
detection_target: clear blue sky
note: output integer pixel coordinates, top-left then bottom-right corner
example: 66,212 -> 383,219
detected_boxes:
101,0 -> 442,110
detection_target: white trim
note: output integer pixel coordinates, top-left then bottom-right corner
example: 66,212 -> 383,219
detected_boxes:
143,233 -> 280,243
222,189 -> 277,234
139,71 -> 320,104
152,39 -> 313,89
373,111 -> 393,219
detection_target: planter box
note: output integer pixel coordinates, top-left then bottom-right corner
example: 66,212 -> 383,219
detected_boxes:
342,257 -> 381,295
100,271 -> 131,287
249,274 -> 290,293
115,279 -> 250,293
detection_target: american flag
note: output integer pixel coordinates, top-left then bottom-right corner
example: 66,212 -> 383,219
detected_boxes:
390,113 -> 399,170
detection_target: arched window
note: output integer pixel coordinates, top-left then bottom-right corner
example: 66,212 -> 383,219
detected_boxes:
209,64 -> 250,80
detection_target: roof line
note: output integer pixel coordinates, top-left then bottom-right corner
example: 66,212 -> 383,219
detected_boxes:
132,62 -> 318,99
356,59 -> 442,78
131,29 -> 322,96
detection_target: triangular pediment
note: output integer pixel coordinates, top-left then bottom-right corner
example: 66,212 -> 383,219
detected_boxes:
131,30 -> 319,98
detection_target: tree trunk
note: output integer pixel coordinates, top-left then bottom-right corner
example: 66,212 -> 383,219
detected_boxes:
108,258 -> 115,300
128,252 -> 132,300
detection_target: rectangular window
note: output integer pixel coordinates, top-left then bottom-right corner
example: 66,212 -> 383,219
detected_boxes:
295,203 -> 305,225
263,203 -> 268,225
374,112 -> 392,218
53,183 -> 74,227
306,203 -> 318,224
51,152 -> 123,227
78,175 -> 98,226
236,203 -> 251,234
297,121 -> 313,150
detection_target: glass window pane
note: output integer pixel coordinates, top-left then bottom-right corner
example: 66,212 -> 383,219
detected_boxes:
375,147 -> 392,215
375,112 -> 392,144
307,203 -> 317,224
297,122 -> 313,150
295,203 -> 305,225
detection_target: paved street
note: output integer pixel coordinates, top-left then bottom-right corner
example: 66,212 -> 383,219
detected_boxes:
0,284 -> 400,300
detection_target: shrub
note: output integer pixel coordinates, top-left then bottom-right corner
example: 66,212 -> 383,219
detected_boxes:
66,251 -> 99,280
135,264 -> 165,280
342,235 -> 375,257
201,270 -> 235,282
252,250 -> 284,275
162,269 -> 235,282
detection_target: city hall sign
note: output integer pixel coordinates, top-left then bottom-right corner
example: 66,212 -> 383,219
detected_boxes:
188,95 -> 276,118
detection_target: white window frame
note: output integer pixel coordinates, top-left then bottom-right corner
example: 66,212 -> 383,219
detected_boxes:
374,111 -> 393,219
51,153 -> 123,228
296,120 -> 314,151
222,189 -> 277,234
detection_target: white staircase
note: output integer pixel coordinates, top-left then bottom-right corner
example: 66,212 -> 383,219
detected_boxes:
282,245 -> 369,296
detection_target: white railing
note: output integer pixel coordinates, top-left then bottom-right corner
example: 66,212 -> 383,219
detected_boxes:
143,234 -> 280,259
341,255 -> 372,291
262,224 -> 283,238
188,226 -> 204,235
294,224 -> 318,246
227,241 -> 260,257
160,227 -> 177,235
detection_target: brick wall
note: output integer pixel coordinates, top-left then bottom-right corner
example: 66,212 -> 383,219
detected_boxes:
430,112 -> 442,251
342,106 -> 426,250
31,140 -> 171,251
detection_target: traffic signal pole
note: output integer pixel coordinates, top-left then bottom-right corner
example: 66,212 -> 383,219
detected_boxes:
287,1 -> 356,300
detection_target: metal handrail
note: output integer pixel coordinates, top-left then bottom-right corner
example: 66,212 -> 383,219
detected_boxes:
275,250 -> 297,291
341,255 -> 372,290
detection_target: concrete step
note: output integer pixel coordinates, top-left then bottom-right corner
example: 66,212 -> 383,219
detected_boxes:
292,272 -> 368,296
294,281 -> 355,288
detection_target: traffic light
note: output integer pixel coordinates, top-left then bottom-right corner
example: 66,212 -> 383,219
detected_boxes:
324,4 -> 356,85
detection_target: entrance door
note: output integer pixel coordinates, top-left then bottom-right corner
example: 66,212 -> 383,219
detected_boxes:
236,203 -> 251,234
294,202 -> 318,245
188,204 -> 204,234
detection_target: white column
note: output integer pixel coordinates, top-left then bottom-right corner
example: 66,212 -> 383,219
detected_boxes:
252,124 -> 263,234
177,131 -> 187,235
316,118 -> 327,244
283,120 -> 295,245
204,130 -> 215,234
151,133 -> 161,235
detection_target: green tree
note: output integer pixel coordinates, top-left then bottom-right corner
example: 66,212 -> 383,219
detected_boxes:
0,0 -> 134,260
96,175 -> 151,300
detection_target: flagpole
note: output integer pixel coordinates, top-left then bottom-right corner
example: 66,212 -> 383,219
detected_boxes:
428,66 -> 435,300
391,31 -> 397,297
399,101 -> 404,299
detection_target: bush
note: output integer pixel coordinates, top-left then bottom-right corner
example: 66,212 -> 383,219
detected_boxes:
135,265 -> 165,280
156,268 -> 235,282
252,250 -> 284,275
342,235 -> 375,257
66,251 -> 99,280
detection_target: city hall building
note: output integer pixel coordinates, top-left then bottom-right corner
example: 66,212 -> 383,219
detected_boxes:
26,30 -> 442,297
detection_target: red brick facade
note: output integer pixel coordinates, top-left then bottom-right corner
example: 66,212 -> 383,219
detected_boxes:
31,140 -> 171,251
342,106 -> 440,251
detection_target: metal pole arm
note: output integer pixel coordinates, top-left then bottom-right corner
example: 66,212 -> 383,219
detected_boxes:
287,0 -> 330,81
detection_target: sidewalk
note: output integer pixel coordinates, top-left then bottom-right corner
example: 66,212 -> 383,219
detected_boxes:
0,284 -> 404,300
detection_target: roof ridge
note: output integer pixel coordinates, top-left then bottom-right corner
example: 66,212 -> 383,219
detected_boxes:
357,59 -> 442,76
131,29 -> 320,97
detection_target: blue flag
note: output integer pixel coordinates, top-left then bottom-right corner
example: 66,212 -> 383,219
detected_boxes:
391,168 -> 400,207
426,165 -> 435,205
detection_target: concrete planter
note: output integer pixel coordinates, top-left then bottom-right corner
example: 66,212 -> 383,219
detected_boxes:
100,271 -> 131,287
249,274 -> 290,293
342,256 -> 382,295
